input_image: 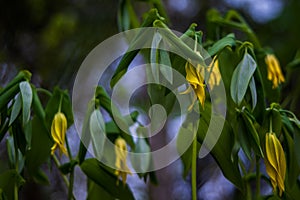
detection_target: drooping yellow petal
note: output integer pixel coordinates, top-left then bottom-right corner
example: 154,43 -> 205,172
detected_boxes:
51,112 -> 68,156
264,132 -> 286,196
183,61 -> 206,109
114,137 -> 132,185
265,54 -> 285,89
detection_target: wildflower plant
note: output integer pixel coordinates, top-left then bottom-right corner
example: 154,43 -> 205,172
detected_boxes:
0,1 -> 300,200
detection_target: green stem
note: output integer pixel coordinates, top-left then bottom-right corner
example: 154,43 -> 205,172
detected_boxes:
68,170 -> 75,200
13,134 -> 19,200
58,94 -> 63,113
246,181 -> 252,200
52,155 -> 70,187
65,135 -> 73,159
255,156 -> 261,199
191,133 -> 197,200
36,88 -> 52,98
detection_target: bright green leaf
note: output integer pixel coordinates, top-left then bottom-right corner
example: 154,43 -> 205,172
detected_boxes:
19,81 -> 32,127
230,53 -> 257,105
90,110 -> 106,159
9,93 -> 22,126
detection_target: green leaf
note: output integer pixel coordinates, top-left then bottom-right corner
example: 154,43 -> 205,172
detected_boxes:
111,9 -> 164,87
159,48 -> 173,84
80,158 -> 135,200
207,33 -> 236,56
0,84 -> 20,111
283,127 -> 300,189
249,77 -> 257,110
9,93 -> 22,126
131,132 -> 151,173
0,170 -> 25,200
25,115 -> 52,175
95,87 -> 134,148
19,81 -> 32,127
90,110 -> 106,159
150,31 -> 162,83
240,110 -> 263,157
230,53 -> 257,105
196,105 -> 243,190
87,180 -> 115,200
32,169 -> 50,185
0,70 -> 31,97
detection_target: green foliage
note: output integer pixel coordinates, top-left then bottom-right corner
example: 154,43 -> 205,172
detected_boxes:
0,1 -> 300,200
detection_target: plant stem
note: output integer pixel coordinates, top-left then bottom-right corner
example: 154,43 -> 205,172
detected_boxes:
255,156 -> 261,199
191,134 -> 197,200
52,154 -> 70,187
13,134 -> 19,200
68,170 -> 75,200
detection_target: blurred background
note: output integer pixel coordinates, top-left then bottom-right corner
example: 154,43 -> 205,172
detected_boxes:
1,0 -> 300,199
1,0 -> 299,90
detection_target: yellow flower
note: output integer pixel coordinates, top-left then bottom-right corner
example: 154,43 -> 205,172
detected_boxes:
265,54 -> 285,89
114,137 -> 132,185
264,132 -> 286,196
207,56 -> 221,90
51,112 -> 68,156
181,61 -> 206,110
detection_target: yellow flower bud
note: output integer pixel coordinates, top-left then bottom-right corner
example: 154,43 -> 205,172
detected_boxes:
264,132 -> 286,196
51,112 -> 68,156
114,137 -> 132,185
265,54 -> 285,89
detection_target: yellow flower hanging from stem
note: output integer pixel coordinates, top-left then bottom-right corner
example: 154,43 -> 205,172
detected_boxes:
265,54 -> 285,89
51,95 -> 68,156
264,131 -> 286,197
114,137 -> 132,185
182,60 -> 206,110
51,112 -> 68,156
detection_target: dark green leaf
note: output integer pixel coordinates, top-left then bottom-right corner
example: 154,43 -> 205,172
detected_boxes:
111,9 -> 164,87
80,158 -> 135,200
197,105 -> 243,190
32,169 -> 50,185
25,115 -> 52,175
283,127 -> 300,188
0,70 -> 31,97
0,170 -> 25,200
87,180 -> 115,200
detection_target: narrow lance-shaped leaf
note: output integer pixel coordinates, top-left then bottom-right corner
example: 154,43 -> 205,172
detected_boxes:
111,9 -> 164,87
207,33 -> 236,56
150,31 -> 162,83
19,81 -> 32,127
131,127 -> 151,173
230,53 -> 257,105
90,110 -> 106,159
249,77 -> 257,110
159,45 -> 173,84
9,93 -> 22,126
